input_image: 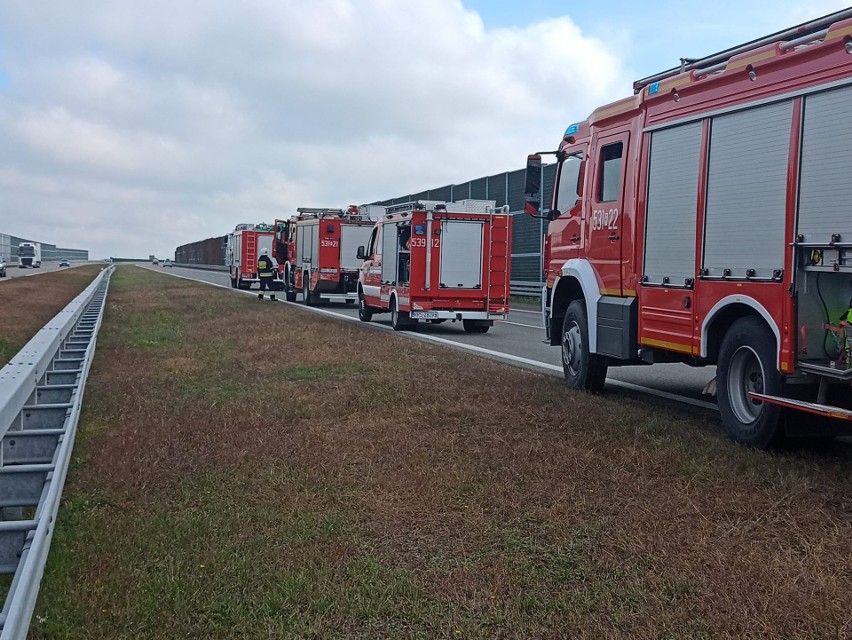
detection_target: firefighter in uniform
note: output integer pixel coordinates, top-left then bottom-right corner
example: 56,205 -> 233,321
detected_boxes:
257,248 -> 276,301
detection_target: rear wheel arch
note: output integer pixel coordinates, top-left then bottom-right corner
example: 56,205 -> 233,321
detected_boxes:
703,301 -> 779,365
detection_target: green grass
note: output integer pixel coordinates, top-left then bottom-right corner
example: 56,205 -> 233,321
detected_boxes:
38,468 -> 433,638
127,310 -> 183,349
0,338 -> 22,367
276,363 -> 368,381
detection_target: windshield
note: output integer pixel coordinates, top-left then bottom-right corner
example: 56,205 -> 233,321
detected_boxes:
18,245 -> 35,257
554,154 -> 583,216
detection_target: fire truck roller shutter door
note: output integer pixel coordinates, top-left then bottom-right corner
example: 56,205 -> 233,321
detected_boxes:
310,224 -> 320,267
300,226 -> 309,263
341,226 -> 373,271
703,101 -> 791,280
643,122 -> 702,286
440,221 -> 483,289
259,236 -> 272,256
798,84 -> 852,245
381,224 -> 398,285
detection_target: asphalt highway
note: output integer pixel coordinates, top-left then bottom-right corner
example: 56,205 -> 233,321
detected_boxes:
148,264 -> 718,411
0,260 -> 95,282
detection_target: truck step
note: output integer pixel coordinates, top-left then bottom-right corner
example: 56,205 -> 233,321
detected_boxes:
748,393 -> 852,421
797,361 -> 852,381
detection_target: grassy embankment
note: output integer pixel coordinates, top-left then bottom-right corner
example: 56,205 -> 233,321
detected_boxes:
32,265 -> 852,638
0,265 -> 102,367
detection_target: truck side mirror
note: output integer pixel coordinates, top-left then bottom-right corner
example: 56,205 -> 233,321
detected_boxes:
356,246 -> 366,260
524,154 -> 542,216
525,154 -> 542,194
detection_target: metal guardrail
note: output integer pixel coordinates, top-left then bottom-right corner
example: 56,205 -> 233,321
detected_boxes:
172,263 -> 228,272
510,280 -> 543,300
0,266 -> 113,639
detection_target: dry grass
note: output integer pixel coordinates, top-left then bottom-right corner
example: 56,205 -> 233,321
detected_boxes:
33,265 -> 852,639
0,265 -> 102,366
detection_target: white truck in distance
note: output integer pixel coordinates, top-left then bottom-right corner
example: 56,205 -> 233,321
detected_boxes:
17,242 -> 41,268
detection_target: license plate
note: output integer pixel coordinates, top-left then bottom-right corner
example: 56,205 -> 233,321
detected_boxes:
410,311 -> 439,319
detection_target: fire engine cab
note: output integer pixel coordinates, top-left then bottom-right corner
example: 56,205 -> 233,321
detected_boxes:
526,9 -> 852,447
275,207 -> 376,305
356,200 -> 511,333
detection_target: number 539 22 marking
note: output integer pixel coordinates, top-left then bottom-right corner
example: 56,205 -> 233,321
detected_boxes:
591,208 -> 618,231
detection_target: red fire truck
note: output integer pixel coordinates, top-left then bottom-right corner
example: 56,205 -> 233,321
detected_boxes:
357,200 -> 511,333
275,207 -> 377,304
227,223 -> 278,290
526,9 -> 852,447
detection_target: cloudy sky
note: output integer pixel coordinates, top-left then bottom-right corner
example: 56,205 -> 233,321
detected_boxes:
0,0 -> 846,258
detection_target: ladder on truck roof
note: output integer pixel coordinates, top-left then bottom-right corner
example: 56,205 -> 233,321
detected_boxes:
385,200 -> 504,215
295,208 -> 344,218
633,8 -> 852,93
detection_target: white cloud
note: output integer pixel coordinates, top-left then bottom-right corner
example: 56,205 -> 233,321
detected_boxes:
0,0 -> 629,258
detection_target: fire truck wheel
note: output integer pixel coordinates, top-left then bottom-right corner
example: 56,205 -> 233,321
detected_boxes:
284,268 -> 297,301
358,293 -> 373,322
717,317 -> 784,448
390,297 -> 412,331
463,320 -> 490,334
561,300 -> 607,392
302,280 -> 315,306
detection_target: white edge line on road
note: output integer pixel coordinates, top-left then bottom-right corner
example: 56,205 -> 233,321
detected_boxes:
502,320 -> 542,329
508,308 -> 540,315
142,265 -> 718,413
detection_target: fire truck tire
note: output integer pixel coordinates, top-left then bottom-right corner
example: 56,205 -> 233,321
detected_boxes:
463,320 -> 491,334
358,294 -> 373,322
390,297 -> 413,331
284,267 -> 297,301
561,300 -> 607,392
302,280 -> 315,306
717,317 -> 784,448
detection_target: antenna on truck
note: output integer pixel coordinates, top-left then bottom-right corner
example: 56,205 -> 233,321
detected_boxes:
633,8 -> 852,93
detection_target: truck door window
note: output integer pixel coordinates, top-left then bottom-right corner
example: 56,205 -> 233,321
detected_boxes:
366,228 -> 377,257
555,154 -> 583,215
597,142 -> 623,202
